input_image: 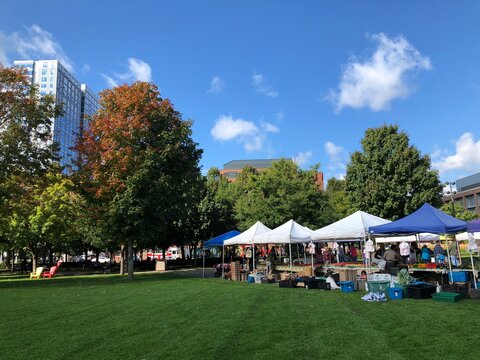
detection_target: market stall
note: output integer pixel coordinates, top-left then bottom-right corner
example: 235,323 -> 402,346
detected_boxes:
203,230 -> 240,278
223,221 -> 271,275
311,211 -> 390,274
253,219 -> 313,275
369,203 -> 470,287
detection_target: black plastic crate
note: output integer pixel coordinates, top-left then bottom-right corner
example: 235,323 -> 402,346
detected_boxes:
279,279 -> 296,288
407,284 -> 436,299
304,278 -> 323,289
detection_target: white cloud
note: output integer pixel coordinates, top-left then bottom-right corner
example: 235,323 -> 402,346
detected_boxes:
328,33 -> 431,112
211,115 -> 258,141
0,24 -> 74,71
324,141 -> 344,162
324,141 -> 347,179
126,58 -> 151,82
252,72 -> 278,97
82,64 -> 91,73
211,114 -> 280,152
207,76 -> 225,94
293,151 -> 313,166
102,57 -> 152,87
262,122 -> 280,133
432,133 -> 480,174
101,74 -> 118,88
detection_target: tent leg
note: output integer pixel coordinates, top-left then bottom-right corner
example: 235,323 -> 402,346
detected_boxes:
289,243 -> 293,276
222,245 -> 225,279
470,251 -> 477,289
253,245 -> 256,273
446,238 -> 453,283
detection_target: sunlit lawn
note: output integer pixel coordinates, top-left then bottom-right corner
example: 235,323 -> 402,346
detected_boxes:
1,272 -> 479,360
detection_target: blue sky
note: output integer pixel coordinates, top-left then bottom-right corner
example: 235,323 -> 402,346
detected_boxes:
2,1 -> 480,186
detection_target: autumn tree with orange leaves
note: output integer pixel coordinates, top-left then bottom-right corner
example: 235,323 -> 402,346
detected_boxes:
76,82 -> 202,280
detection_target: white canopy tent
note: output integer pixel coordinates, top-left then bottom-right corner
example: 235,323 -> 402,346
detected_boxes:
374,233 -> 440,243
311,211 -> 390,241
224,221 -> 271,245
310,211 -> 390,271
455,232 -> 480,241
223,221 -> 271,273
253,219 -> 312,244
253,219 -> 313,273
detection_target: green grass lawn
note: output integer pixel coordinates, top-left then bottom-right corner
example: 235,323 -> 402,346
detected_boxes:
1,272 -> 479,360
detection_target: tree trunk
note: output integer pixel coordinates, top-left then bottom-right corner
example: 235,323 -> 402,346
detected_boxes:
120,245 -> 125,275
95,248 -> 100,263
193,245 -> 197,268
31,250 -> 37,274
48,247 -> 53,267
127,239 -> 134,281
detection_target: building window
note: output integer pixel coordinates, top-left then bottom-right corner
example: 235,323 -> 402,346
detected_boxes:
41,84 -> 47,88
466,195 -> 475,209
41,69 -> 47,75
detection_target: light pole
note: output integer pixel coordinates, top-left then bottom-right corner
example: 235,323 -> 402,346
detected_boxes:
445,181 -> 456,216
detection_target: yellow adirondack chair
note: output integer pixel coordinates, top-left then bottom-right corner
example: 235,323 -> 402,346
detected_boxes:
30,267 -> 44,279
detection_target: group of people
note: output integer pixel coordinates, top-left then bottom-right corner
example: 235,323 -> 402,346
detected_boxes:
372,240 -> 460,270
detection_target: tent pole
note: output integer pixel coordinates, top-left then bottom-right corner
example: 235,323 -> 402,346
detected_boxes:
222,245 -> 225,279
446,236 -> 453,283
470,250 -> 477,289
310,242 -> 314,276
289,243 -> 293,275
252,245 -> 256,273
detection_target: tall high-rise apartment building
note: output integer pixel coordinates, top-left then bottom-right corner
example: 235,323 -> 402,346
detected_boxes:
13,60 -> 99,169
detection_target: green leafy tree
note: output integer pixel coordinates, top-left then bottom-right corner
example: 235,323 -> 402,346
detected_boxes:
345,125 -> 442,220
0,66 -> 60,267
5,172 -> 79,271
198,167 -> 237,238
234,160 -> 333,230
326,177 -> 351,221
440,202 -> 479,221
76,82 -> 202,280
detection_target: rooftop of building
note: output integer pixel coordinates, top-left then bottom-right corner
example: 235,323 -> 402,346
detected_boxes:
456,171 -> 480,192
223,158 -> 292,170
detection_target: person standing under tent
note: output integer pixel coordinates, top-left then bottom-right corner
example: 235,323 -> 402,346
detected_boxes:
449,241 -> 459,267
421,245 -> 433,263
338,245 -> 347,262
410,242 -> 421,264
433,241 -> 446,264
374,243 -> 386,260
349,243 -> 358,263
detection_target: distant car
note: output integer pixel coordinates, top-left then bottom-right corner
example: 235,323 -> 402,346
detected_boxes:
90,255 -> 110,263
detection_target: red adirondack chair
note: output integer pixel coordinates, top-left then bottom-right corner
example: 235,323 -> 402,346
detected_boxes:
42,266 -> 58,278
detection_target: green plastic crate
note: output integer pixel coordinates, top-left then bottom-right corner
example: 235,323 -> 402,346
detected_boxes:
432,292 -> 461,303
367,280 -> 390,294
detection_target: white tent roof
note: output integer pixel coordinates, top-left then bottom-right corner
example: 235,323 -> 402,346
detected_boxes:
311,211 -> 390,242
375,233 -> 439,243
223,221 -> 271,245
253,219 -> 313,244
455,232 -> 480,241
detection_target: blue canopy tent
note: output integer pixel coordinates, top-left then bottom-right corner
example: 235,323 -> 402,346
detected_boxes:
467,219 -> 480,233
202,230 -> 240,278
369,203 -> 467,281
369,203 -> 467,235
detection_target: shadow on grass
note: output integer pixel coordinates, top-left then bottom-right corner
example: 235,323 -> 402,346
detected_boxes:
0,269 -> 218,290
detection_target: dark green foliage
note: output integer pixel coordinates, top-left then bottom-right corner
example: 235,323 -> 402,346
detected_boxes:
345,125 -> 442,220
234,160 -> 333,229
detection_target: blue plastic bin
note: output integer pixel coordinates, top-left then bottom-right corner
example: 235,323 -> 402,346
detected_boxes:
247,275 -> 255,283
338,281 -> 355,293
449,271 -> 469,283
387,287 -> 403,300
